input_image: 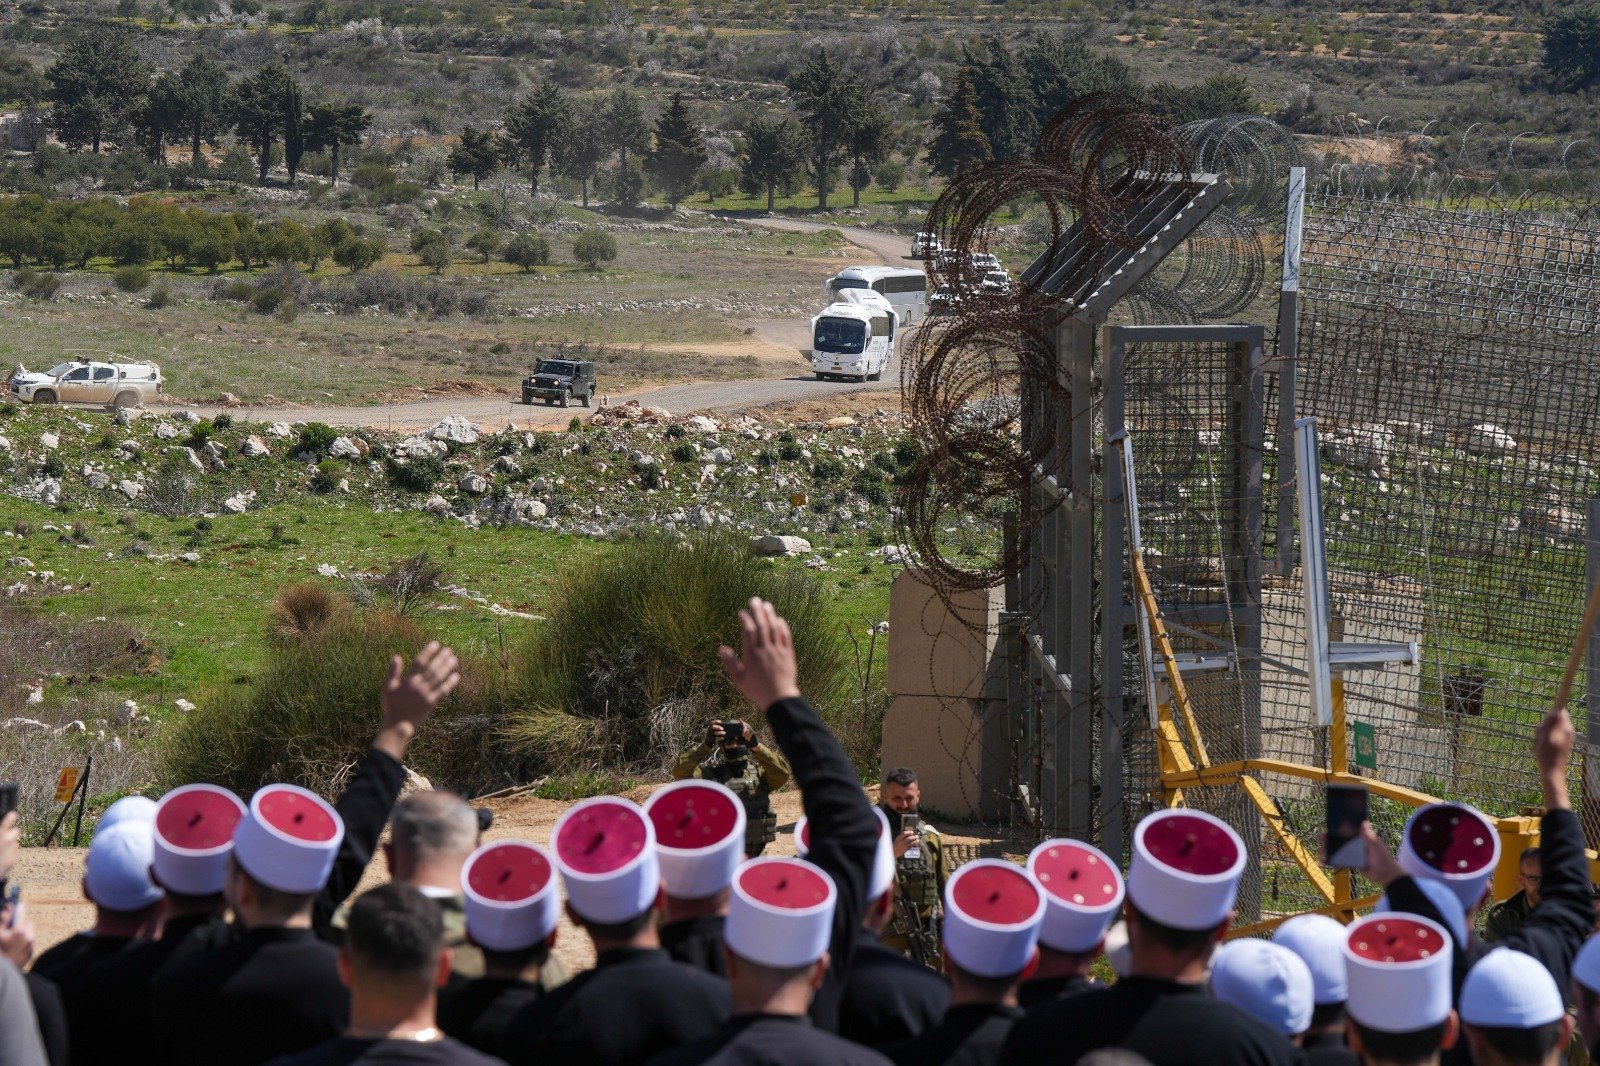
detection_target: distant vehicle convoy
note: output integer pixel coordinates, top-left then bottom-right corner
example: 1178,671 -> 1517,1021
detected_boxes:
522,359 -> 596,407
810,289 -> 895,382
9,360 -> 163,407
824,266 -> 928,326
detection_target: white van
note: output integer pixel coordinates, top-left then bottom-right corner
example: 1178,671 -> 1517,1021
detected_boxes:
824,265 -> 928,325
810,290 -> 895,382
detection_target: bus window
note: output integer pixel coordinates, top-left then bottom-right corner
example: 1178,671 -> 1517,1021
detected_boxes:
870,315 -> 890,338
815,318 -> 867,353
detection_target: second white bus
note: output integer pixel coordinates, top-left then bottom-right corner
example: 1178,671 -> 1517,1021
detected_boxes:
824,265 -> 928,325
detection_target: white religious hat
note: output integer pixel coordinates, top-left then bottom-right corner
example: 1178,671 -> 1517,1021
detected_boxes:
1127,808 -> 1246,931
551,796 -> 659,924
793,808 -> 895,901
1460,948 -> 1564,1029
726,856 -> 836,968
97,795 -> 157,835
942,859 -> 1046,979
1398,802 -> 1500,913
85,820 -> 164,912
1344,912 -> 1454,1033
1574,935 -> 1600,994
1210,938 -> 1315,1036
232,783 -> 345,894
1375,876 -> 1468,948
1273,913 -> 1349,1005
462,840 -> 561,952
645,780 -> 746,901
151,784 -> 246,896
1028,838 -> 1125,952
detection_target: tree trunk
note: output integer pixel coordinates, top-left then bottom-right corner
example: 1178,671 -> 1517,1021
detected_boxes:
852,153 -> 862,208
816,133 -> 828,210
472,174 -> 480,190
92,130 -> 102,154
330,144 -> 340,186
581,177 -> 589,208
767,181 -> 776,213
192,123 -> 203,165
258,134 -> 270,184
529,165 -> 538,195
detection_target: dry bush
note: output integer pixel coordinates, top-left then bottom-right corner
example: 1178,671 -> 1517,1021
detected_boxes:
269,582 -> 350,645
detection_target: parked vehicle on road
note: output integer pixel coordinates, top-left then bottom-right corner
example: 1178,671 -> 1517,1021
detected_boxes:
9,359 -> 162,407
811,290 -> 895,382
911,231 -> 941,258
824,265 -> 928,325
979,270 -> 1012,296
969,251 -> 1001,272
522,359 -> 596,407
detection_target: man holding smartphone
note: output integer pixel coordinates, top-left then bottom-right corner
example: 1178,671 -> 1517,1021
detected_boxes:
672,717 -> 793,858
879,767 -> 949,965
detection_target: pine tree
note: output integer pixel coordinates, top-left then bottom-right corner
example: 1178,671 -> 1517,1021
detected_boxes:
46,25 -> 151,153
646,93 -> 708,209
788,49 -> 857,210
233,63 -> 294,184
283,74 -> 305,185
843,91 -> 892,208
739,115 -> 808,212
963,40 -> 1037,161
553,101 -> 607,209
304,102 -> 371,186
176,55 -> 233,166
601,88 -> 651,168
503,83 -> 571,195
447,126 -> 500,190
926,68 -> 992,180
135,70 -> 187,164
1542,5 -> 1600,90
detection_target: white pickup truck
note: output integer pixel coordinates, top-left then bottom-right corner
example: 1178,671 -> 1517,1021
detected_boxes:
9,360 -> 163,408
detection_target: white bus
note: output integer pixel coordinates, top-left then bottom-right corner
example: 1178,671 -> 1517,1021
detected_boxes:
810,290 -> 895,382
824,265 -> 928,325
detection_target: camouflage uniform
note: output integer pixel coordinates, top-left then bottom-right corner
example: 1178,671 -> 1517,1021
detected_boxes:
672,737 -> 793,857
331,891 -> 569,990
882,812 -> 948,965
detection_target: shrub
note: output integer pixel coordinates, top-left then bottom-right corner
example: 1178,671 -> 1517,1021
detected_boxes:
296,422 -> 339,456
144,284 -> 172,309
778,441 -> 803,462
332,237 -> 385,273
310,459 -> 342,493
671,442 -> 697,463
21,272 -> 61,301
572,230 -> 618,270
212,413 -> 233,430
113,266 -> 151,293
503,534 -> 846,775
666,423 -> 686,439
40,454 -> 66,478
386,455 -> 444,493
811,458 -> 845,481
466,229 -> 502,263
251,285 -> 290,315
503,233 -> 550,272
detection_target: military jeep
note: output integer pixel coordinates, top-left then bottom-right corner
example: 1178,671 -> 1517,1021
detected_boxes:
522,359 -> 596,408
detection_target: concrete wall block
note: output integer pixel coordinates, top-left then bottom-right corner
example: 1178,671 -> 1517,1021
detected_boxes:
881,693 -> 993,822
885,569 -> 1000,699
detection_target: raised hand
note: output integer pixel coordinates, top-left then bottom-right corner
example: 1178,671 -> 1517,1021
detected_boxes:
1359,821 -> 1405,888
374,641 -> 461,761
1534,707 -> 1575,810
718,598 -> 802,714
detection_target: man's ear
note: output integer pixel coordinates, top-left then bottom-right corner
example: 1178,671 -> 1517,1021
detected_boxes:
1344,1018 -> 1364,1057
1559,1013 -> 1575,1050
811,951 -> 830,990
382,841 -> 394,878
1019,946 -> 1040,982
336,948 -> 354,989
1211,914 -> 1235,944
435,947 -> 453,988
1441,1010 -> 1461,1051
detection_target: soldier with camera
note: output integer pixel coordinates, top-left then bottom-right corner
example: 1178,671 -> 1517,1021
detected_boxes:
672,718 -> 793,858
880,767 -> 949,966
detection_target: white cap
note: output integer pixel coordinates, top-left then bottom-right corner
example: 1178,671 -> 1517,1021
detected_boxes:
98,795 -> 157,835
1376,876 -> 1468,948
151,784 -> 246,896
85,821 -> 164,912
1028,839 -> 1124,952
1127,809 -> 1246,931
1344,912 -> 1454,1033
1460,948 -> 1565,1029
1105,920 -> 1132,977
793,809 -> 895,901
942,859 -> 1046,979
232,783 -> 345,894
726,857 -> 836,968
462,840 -> 560,952
1273,914 -> 1348,1005
552,796 -> 659,924
1398,802 -> 1500,914
1573,935 -> 1600,994
645,780 -> 746,901
1210,939 -> 1315,1036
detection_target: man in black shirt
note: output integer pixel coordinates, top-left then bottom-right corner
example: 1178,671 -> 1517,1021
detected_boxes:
1000,808 -> 1304,1066
1456,946 -> 1573,1066
884,858 -> 1046,1066
1019,838 -> 1123,1010
646,779 -> 748,978
1341,911 -> 1458,1066
270,883 -> 503,1066
1274,914 -> 1359,1066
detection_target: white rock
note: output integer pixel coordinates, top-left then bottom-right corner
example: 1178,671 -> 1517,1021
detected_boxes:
1323,425 -> 1395,477
740,428 -> 761,441
511,498 -> 548,522
177,410 -> 201,424
118,480 -> 143,500
25,685 -> 42,704
222,492 -> 251,514
178,551 -> 200,563
3,717 -> 48,732
118,699 -> 139,725
114,407 -> 139,427
1462,423 -> 1516,457
40,432 -> 59,450
688,415 -> 720,434
459,473 -> 488,494
400,436 -> 447,459
427,416 -> 480,444
7,557 -> 32,568
329,436 -> 364,459
171,446 -> 204,472
86,472 -> 110,490
0,436 -> 9,451
336,478 -> 350,493
267,421 -> 294,438
59,720 -> 86,735
240,436 -> 270,457
152,422 -> 180,440
711,447 -> 734,464
423,494 -> 452,514
751,535 -> 813,557
316,563 -> 340,577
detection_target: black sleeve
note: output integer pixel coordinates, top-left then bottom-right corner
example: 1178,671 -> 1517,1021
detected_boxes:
314,747 -> 407,936
1503,808 -> 1592,987
763,695 -> 878,1032
25,973 -> 69,1066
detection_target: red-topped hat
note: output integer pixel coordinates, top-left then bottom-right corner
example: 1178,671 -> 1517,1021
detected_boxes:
551,796 -> 659,924
232,783 -> 345,894
152,784 -> 247,895
793,809 -> 895,900
1028,838 -> 1125,952
1344,913 -> 1453,1033
726,856 -> 837,967
1398,802 -> 1500,913
1127,808 -> 1246,931
942,859 -> 1046,978
645,780 -> 746,901
462,840 -> 560,952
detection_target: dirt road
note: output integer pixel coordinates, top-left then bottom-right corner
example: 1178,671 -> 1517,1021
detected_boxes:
723,215 -> 915,265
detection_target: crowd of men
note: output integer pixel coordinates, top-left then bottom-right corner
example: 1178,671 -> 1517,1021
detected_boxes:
1,598 -> 1599,1066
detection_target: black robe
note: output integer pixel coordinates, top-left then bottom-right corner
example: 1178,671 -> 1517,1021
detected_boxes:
498,946 -> 730,1066
438,976 -> 541,1056
644,1013 -> 893,1066
837,930 -> 950,1046
660,913 -> 728,978
29,932 -> 141,1003
998,975 -> 1307,1066
1302,1030 -> 1359,1066
266,1034 -> 507,1065
1017,972 -> 1100,1011
23,972 -> 68,1066
882,1003 -> 1024,1066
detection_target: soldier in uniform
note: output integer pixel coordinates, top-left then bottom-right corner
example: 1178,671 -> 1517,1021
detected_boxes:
673,718 -> 792,858
1485,847 -> 1542,942
880,767 -> 948,962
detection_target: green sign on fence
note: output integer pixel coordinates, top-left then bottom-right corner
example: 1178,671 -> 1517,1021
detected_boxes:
1353,720 -> 1378,772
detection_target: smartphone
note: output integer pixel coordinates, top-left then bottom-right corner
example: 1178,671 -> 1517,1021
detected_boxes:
3,885 -> 18,928
0,782 -> 17,822
1326,784 -> 1369,869
902,813 -> 922,860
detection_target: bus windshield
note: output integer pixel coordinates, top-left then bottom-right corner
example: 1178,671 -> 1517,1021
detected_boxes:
535,360 -> 577,377
814,318 -> 867,354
